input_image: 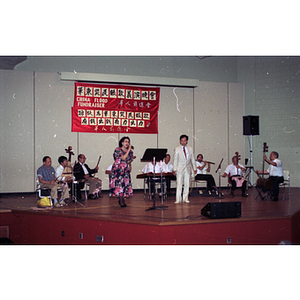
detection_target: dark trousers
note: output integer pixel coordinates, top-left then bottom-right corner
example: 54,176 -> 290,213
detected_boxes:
195,174 -> 216,191
147,178 -> 165,194
230,177 -> 247,195
269,176 -> 284,199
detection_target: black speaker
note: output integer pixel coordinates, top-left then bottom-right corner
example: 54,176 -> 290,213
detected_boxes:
201,201 -> 241,219
243,115 -> 259,135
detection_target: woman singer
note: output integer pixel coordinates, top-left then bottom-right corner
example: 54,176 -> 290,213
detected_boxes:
109,136 -> 134,207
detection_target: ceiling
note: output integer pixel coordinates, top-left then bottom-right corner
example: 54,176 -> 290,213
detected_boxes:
0,56 -> 27,69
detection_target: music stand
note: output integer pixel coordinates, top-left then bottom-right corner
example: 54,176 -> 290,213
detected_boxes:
65,161 -> 86,208
215,158 -> 224,199
141,148 -> 168,211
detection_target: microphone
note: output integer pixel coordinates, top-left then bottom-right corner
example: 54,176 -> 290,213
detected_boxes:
130,145 -> 134,150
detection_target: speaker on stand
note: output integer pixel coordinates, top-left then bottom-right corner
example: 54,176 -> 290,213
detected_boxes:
243,115 -> 259,186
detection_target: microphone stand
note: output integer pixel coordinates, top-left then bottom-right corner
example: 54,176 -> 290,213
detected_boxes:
215,158 -> 224,199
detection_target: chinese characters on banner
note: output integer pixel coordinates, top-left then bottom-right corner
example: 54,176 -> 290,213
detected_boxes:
72,83 -> 160,134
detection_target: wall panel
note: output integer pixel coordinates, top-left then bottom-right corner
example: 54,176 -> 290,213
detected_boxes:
228,83 -> 245,163
0,70 -> 34,192
194,82 -> 228,187
158,87 -> 194,159
34,72 -> 77,176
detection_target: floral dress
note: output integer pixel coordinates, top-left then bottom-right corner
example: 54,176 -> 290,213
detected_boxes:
109,147 -> 133,198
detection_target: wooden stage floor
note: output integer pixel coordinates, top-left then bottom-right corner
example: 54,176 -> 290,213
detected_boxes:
1,187 -> 300,244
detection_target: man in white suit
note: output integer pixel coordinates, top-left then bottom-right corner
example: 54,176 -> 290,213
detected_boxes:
173,134 -> 197,203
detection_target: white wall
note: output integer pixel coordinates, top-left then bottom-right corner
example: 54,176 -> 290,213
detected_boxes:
238,56 -> 300,187
0,69 -> 244,193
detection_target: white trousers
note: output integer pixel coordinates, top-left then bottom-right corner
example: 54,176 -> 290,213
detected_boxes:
176,169 -> 190,202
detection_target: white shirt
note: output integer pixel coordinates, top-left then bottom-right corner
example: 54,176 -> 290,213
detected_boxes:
55,165 -> 65,181
80,162 -> 89,175
55,164 -> 75,181
196,161 -> 208,175
162,162 -> 173,173
224,163 -> 245,176
142,162 -> 162,173
267,159 -> 284,177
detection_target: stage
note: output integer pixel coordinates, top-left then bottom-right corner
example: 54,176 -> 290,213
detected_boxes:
1,186 -> 300,245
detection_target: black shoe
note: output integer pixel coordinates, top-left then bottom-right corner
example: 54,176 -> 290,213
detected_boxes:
241,194 -> 248,197
88,194 -> 97,199
272,197 -> 279,201
118,200 -> 127,207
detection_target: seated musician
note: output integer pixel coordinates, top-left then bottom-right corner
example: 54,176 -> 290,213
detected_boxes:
142,160 -> 163,196
55,156 -> 82,202
37,156 -> 69,207
162,154 -> 175,196
222,156 -> 248,197
257,151 -> 284,201
73,154 -> 102,199
195,154 -> 217,193
55,156 -> 73,184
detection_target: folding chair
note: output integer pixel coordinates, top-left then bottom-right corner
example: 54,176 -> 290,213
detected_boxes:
36,177 -> 53,207
255,178 -> 273,201
280,170 -> 290,200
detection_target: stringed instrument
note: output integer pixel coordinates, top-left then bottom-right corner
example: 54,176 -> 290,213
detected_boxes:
262,142 -> 268,178
229,151 -> 245,187
255,142 -> 273,190
62,146 -> 74,183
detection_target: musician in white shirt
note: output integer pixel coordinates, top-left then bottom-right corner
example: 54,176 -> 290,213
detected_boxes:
258,151 -> 284,201
142,161 -> 163,174
142,160 -> 163,195
162,154 -> 175,196
222,156 -> 247,197
195,154 -> 217,192
55,156 -> 74,183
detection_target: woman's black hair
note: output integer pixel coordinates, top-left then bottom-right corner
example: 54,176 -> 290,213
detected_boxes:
119,136 -> 130,148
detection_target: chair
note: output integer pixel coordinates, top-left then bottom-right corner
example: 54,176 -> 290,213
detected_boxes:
36,177 -> 53,207
280,170 -> 290,200
190,178 -> 207,196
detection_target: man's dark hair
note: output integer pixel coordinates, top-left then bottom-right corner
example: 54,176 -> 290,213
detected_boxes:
119,136 -> 130,148
42,156 -> 50,162
197,154 -> 203,159
78,154 -> 83,160
58,156 -> 67,164
272,151 -> 279,158
180,134 -> 189,141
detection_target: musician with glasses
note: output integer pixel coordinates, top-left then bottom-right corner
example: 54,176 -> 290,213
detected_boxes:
73,154 -> 102,199
257,151 -> 284,201
222,156 -> 248,197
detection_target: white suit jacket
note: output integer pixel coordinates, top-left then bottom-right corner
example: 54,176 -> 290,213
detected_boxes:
173,145 -> 197,174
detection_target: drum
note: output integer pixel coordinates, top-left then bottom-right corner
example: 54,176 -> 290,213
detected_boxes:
256,178 -> 273,190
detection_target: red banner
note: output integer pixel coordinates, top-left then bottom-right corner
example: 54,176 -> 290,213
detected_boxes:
72,82 -> 160,134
